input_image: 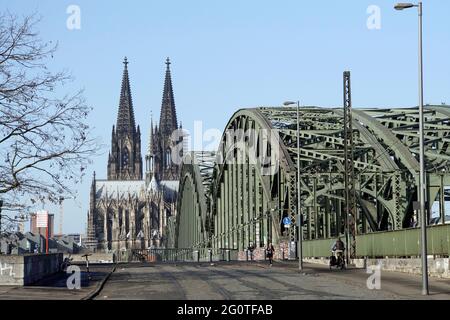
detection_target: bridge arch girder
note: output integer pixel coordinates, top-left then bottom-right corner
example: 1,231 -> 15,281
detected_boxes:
176,105 -> 450,252
175,151 -> 215,249
210,109 -> 297,250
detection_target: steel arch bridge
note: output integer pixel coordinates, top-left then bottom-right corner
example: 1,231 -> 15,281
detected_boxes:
174,105 -> 450,256
174,151 -> 216,249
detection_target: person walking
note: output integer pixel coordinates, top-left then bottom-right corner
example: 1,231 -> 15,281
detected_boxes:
266,242 -> 275,266
247,242 -> 255,261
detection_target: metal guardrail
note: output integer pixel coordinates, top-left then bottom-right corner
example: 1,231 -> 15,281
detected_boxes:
301,224 -> 450,258
302,238 -> 335,258
356,224 -> 450,258
117,248 -> 239,263
136,249 -> 195,262
196,248 -> 239,262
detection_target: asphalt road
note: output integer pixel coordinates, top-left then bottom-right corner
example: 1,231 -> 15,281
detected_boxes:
95,261 -> 450,300
1,261 -> 448,300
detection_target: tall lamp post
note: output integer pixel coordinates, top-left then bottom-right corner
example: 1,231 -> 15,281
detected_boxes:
0,200 -> 3,254
284,101 -> 303,271
394,2 -> 429,295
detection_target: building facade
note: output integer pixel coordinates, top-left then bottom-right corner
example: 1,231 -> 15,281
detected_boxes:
86,58 -> 183,252
29,213 -> 55,238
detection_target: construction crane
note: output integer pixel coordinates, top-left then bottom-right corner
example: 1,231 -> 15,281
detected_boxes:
58,196 -> 82,236
59,196 -> 64,236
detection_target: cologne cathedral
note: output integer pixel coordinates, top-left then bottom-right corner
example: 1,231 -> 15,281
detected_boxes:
85,57 -> 184,252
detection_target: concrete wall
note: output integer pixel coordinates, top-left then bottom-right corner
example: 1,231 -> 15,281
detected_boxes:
303,257 -> 450,279
0,253 -> 63,286
353,258 -> 450,279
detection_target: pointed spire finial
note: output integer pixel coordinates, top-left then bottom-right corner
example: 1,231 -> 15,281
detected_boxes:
159,57 -> 178,135
116,57 -> 136,134
148,111 -> 154,155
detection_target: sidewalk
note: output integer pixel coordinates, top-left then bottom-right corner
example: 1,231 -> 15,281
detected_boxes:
248,260 -> 450,300
0,264 -> 114,300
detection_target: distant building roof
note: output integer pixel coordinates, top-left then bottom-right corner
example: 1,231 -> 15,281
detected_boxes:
160,180 -> 179,193
160,180 -> 179,202
96,180 -> 146,199
147,174 -> 160,193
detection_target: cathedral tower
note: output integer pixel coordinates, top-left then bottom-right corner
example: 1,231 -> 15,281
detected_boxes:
107,57 -> 143,180
159,58 -> 181,181
146,58 -> 182,183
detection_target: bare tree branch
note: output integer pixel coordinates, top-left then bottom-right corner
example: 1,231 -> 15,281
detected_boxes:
0,12 -> 100,231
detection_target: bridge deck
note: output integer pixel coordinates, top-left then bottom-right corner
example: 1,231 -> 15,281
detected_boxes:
96,262 -> 450,300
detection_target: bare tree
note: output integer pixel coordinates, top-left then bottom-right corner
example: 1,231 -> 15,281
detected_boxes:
0,12 -> 98,229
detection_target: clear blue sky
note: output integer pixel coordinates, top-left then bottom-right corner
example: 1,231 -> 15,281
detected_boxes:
2,0 -> 449,234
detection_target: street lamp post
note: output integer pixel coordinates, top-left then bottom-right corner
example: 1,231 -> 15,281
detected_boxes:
394,1 -> 429,296
0,200 -> 3,254
284,101 -> 303,271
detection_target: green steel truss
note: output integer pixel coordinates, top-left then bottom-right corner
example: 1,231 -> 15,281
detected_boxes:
174,106 -> 450,253
175,151 -> 216,249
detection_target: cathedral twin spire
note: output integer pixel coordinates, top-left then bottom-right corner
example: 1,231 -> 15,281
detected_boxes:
109,57 -> 181,183
116,57 -> 137,135
146,57 -> 182,183
108,57 -> 142,181
159,58 -> 178,136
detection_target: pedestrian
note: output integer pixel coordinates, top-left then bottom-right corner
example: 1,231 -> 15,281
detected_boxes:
247,242 -> 255,261
266,242 -> 275,266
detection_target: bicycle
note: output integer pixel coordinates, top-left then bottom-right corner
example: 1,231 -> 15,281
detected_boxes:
329,250 -> 346,270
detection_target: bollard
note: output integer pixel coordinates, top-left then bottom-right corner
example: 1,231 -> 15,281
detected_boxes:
226,249 -> 230,262
209,249 -> 212,263
246,249 -> 249,261
81,253 -> 92,281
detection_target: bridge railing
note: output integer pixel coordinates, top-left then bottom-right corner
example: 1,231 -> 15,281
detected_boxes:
118,248 -> 239,263
356,224 -> 450,258
196,248 -> 239,262
301,224 -> 450,259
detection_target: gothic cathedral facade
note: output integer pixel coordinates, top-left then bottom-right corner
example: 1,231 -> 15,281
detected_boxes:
86,58 -> 183,252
